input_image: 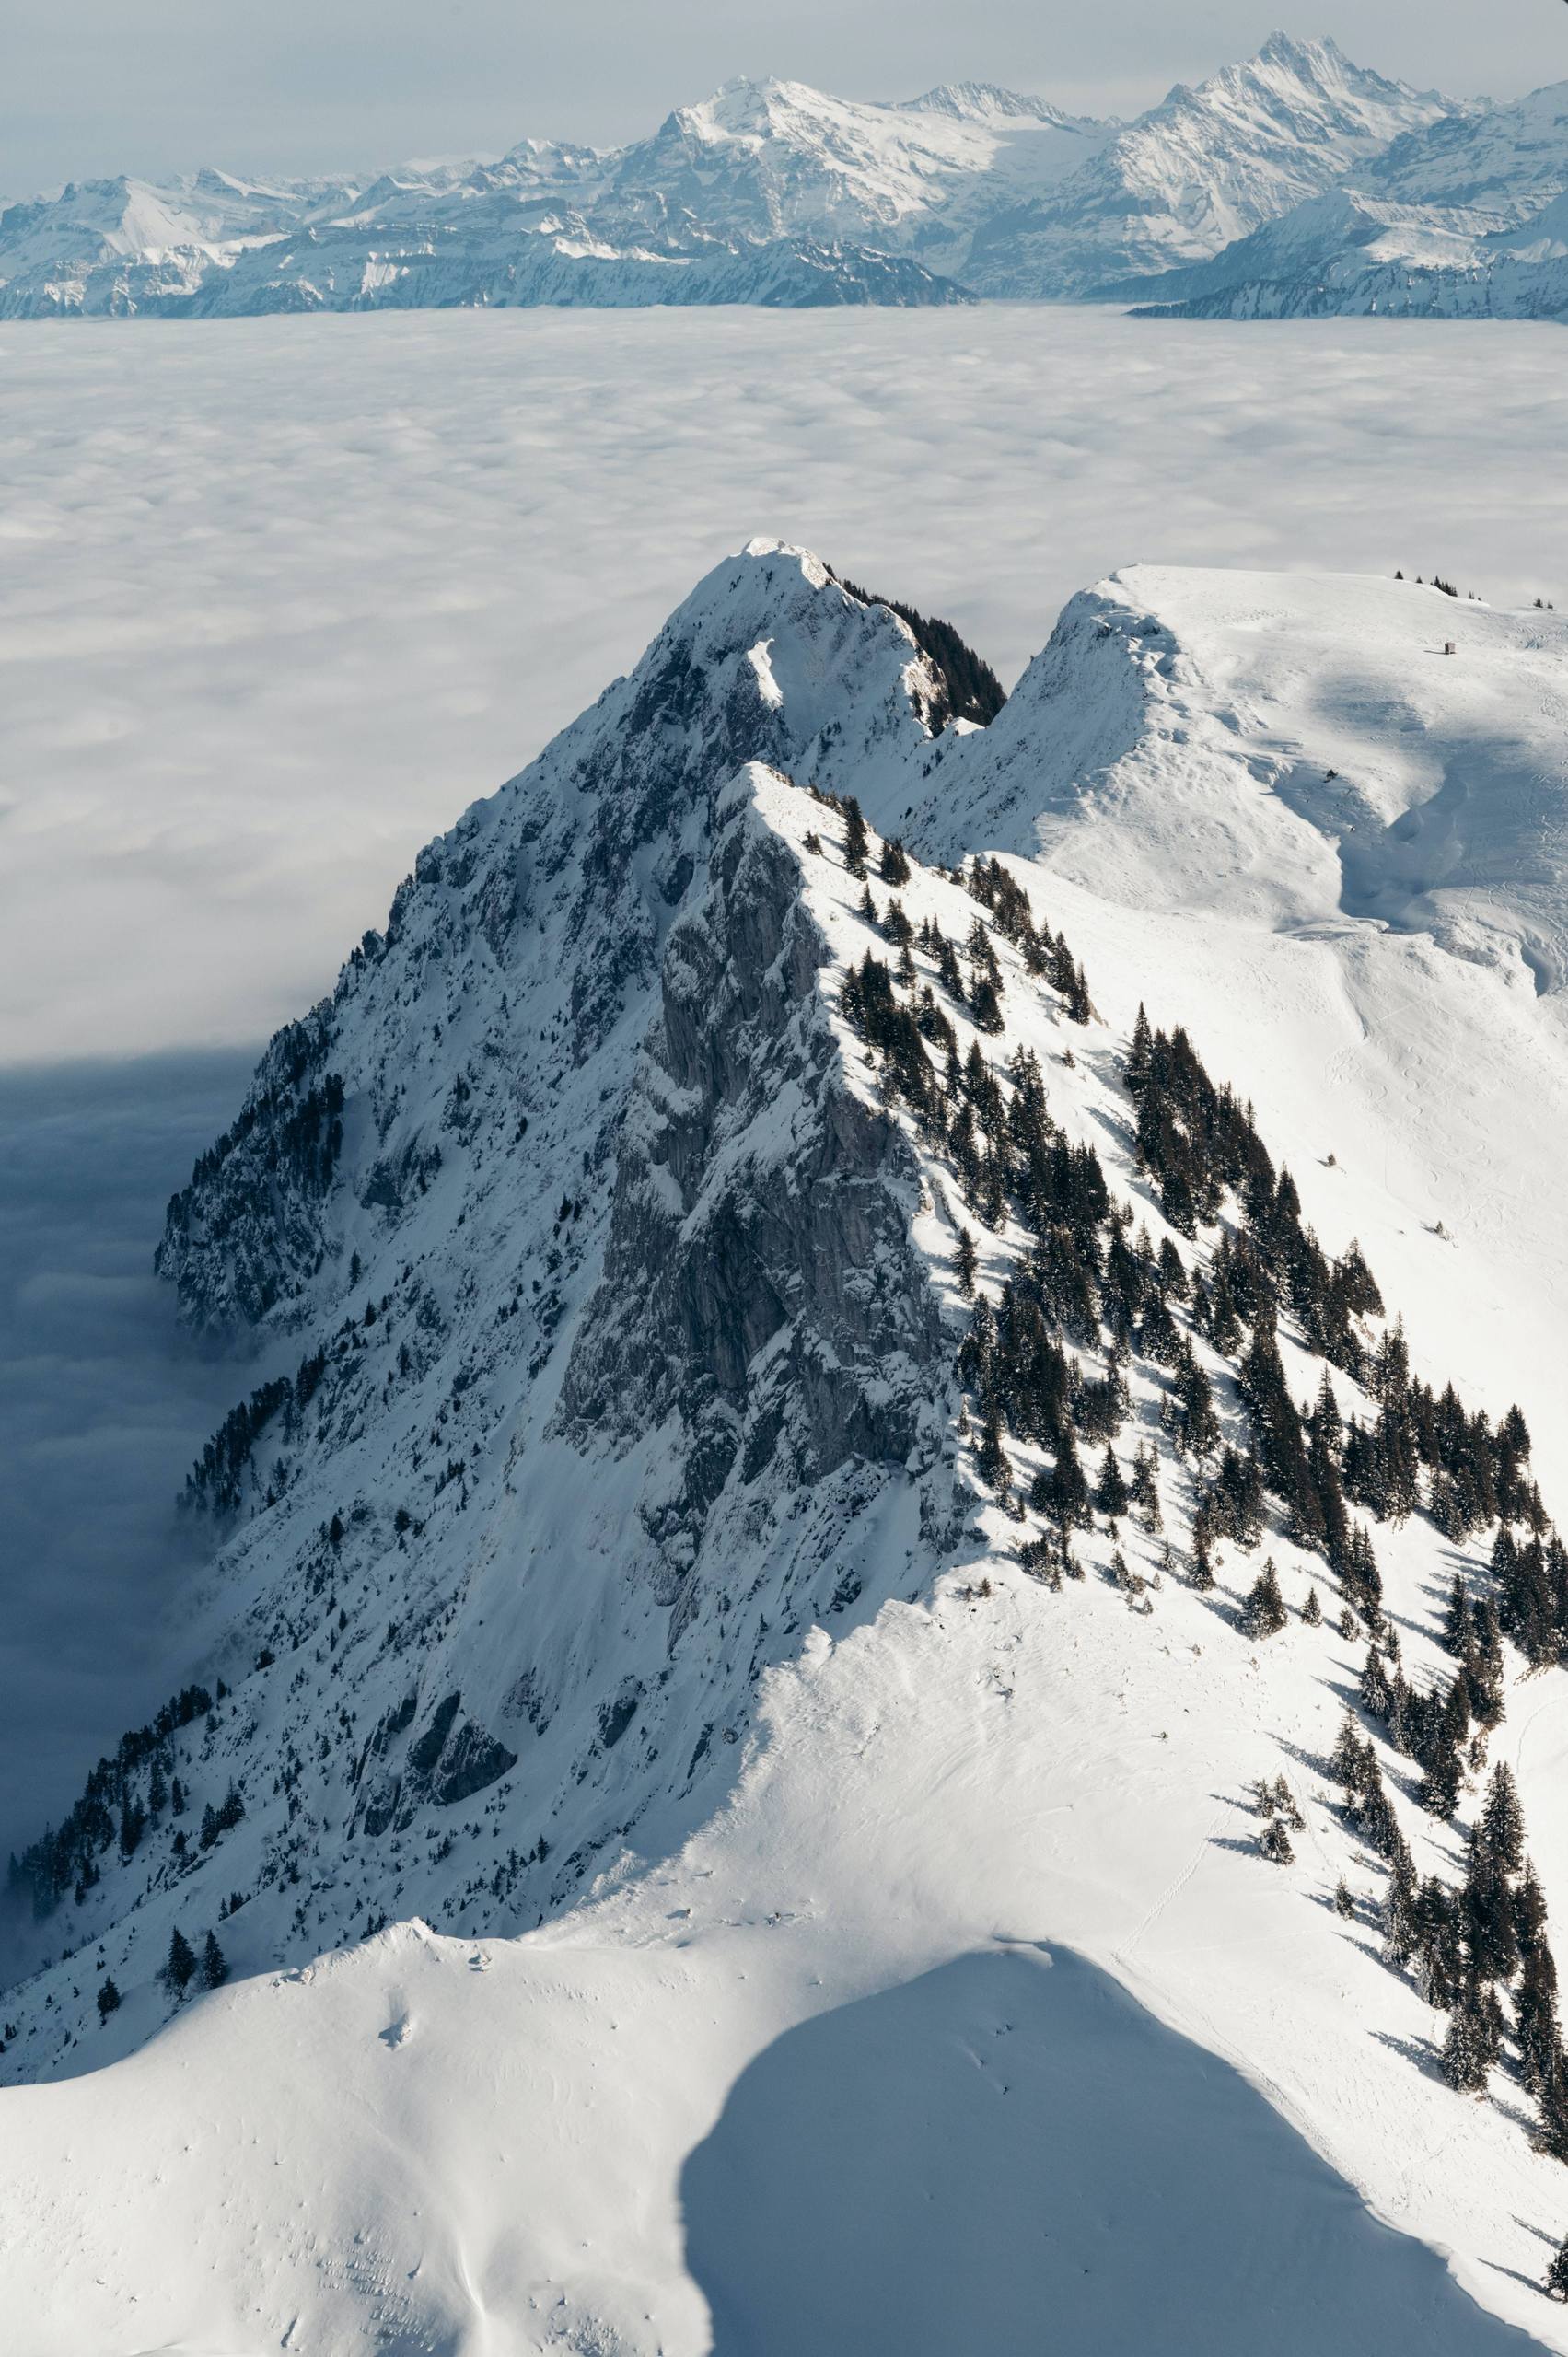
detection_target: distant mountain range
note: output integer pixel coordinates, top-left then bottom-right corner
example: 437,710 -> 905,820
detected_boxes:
3,35 -> 1565,320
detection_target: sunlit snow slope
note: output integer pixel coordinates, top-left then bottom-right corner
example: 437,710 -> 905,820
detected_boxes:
5,548 -> 1568,2354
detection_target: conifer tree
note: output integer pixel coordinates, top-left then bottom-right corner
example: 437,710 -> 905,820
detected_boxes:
1041,1430 -> 1090,1535
1240,1559 -> 1287,1642
1333,1876 -> 1354,1920
164,1927 -> 197,2002
1330,1712 -> 1365,1793
954,1227 -> 977,1301
1518,1936 -> 1562,2094
1441,1573 -> 1474,1660
976,1409 -> 1010,1497
1419,1739 -> 1463,1823
202,1931 -> 229,1991
1383,1852 -> 1420,1969
1259,1817 -> 1295,1864
1481,1761 -> 1526,1875
1125,1004 -> 1153,1095
970,976 -> 1005,1035
878,836 -> 911,887
842,796 -> 869,877
1302,1585 -> 1322,1626
96,1975 -> 121,2022
1095,1447 -> 1130,1527
1440,1977 -> 1498,2094
1131,1442 -> 1162,1533
1546,2235 -> 1568,2301
1538,2047 -> 1568,2163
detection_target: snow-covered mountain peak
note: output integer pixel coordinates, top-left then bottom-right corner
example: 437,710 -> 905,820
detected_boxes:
963,29 -> 1459,296
895,81 -> 1090,129
10,547 -> 1568,2348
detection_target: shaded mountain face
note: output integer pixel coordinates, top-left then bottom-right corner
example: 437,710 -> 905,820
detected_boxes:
1,545 -> 973,2001
0,37 -> 1490,319
6,543 -> 1568,2355
1123,75 -> 1568,320
962,32 -> 1457,296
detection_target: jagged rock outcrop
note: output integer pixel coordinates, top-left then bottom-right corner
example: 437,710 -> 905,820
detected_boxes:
559,771 -> 947,1573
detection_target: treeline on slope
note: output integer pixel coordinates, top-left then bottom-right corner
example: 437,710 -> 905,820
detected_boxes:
6,1681 -> 245,1919
1118,1013 -> 1568,2174
182,1272 -> 437,1517
165,1022 -> 343,1213
833,575 -> 1007,727
829,807 -> 1568,2180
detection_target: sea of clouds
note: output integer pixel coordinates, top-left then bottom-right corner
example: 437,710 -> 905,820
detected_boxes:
0,300 -> 1563,1912
2,304 -> 1564,1068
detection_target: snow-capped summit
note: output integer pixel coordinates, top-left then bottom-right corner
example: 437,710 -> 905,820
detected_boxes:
964,28 -> 1458,295
599,72 -> 1104,261
894,80 -> 1095,129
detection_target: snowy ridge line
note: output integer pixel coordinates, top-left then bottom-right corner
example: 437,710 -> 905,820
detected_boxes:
14,34 -> 1562,319
6,543 -> 1568,2347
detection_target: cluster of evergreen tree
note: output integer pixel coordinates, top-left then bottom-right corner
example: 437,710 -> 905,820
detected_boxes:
1338,1727 -> 1565,2142
1357,1613 -> 1500,1824
966,856 -> 1090,1022
1122,1007 -> 1539,1596
1488,1526 -> 1568,1670
1127,1009 -> 1378,1364
166,1017 -> 343,1221
839,876 -> 1098,1244
834,577 -> 1007,727
1342,1327 -> 1538,1540
157,1923 -> 229,2006
6,1682 -> 215,1917
183,1339 -> 331,1515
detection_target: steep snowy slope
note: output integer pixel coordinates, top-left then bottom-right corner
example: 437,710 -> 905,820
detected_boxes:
1366,78 -> 1568,215
963,32 -> 1456,297
922,564 -> 1568,1484
6,548 -> 1568,2351
1125,75 -> 1568,319
1128,186 -> 1547,319
596,75 -> 1107,273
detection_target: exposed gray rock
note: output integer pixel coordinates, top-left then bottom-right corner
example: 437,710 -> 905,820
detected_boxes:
557,772 -> 947,1576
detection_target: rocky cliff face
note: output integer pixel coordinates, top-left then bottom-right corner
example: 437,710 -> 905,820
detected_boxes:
0,547 -> 973,2056
559,773 -> 948,1581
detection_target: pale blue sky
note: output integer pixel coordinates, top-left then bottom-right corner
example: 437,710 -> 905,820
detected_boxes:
2,0 -> 1564,196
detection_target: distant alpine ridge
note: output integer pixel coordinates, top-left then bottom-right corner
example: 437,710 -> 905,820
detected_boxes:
6,33 -> 1566,322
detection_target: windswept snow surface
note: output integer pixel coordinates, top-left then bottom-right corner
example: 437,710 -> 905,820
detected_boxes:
6,546 -> 1568,2351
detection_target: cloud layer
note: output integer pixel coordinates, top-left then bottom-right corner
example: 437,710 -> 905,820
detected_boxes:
3,306 -> 1564,1072
0,1051 -> 257,1935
